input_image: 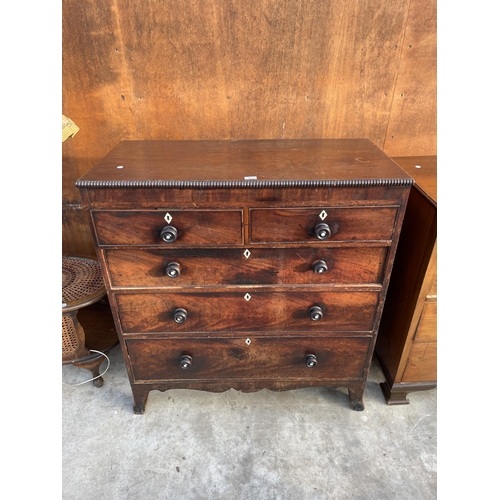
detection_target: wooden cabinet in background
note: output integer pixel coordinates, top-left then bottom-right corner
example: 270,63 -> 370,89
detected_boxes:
375,156 -> 437,404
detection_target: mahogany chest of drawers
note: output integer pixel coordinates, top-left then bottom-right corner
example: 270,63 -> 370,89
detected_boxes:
76,139 -> 412,414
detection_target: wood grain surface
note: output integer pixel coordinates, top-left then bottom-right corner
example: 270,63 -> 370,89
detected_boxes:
92,209 -> 243,245
392,155 -> 437,204
126,336 -> 371,382
63,1 -> 435,255
105,246 -> 388,287
115,290 -> 380,334
250,206 -> 398,243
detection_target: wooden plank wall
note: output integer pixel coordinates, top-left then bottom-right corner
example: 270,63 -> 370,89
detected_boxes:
62,0 -> 436,256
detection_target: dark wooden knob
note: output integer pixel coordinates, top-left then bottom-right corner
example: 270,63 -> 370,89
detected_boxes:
305,354 -> 317,368
313,260 -> 328,274
180,355 -> 192,369
166,262 -> 181,278
173,308 -> 187,324
314,223 -> 331,240
309,305 -> 323,321
160,225 -> 178,242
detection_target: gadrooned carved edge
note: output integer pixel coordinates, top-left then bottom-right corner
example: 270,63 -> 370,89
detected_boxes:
75,178 -> 414,189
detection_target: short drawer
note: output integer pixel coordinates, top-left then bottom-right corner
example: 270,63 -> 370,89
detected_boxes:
91,209 -> 243,246
126,336 -> 371,381
250,207 -> 398,243
105,246 -> 388,287
116,290 -> 380,334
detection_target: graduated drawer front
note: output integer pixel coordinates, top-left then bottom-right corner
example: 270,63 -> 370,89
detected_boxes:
127,336 -> 371,381
116,291 -> 380,334
91,210 -> 243,245
105,246 -> 388,287
250,207 -> 398,243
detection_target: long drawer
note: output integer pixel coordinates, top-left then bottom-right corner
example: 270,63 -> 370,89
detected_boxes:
127,336 -> 371,381
250,207 -> 398,243
115,290 -> 380,334
92,209 -> 243,245
105,246 -> 388,287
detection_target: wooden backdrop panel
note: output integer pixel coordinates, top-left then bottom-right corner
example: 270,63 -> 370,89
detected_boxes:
383,0 -> 437,156
62,0 -> 436,255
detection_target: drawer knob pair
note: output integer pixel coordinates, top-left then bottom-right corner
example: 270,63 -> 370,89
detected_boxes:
160,225 -> 178,242
179,354 -> 316,369
162,223 -> 332,242
174,306 -> 323,323
167,260 -> 327,277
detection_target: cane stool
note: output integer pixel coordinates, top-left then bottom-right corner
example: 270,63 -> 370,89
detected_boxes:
62,256 -> 116,387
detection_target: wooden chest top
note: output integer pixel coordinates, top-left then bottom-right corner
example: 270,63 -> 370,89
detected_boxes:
76,139 -> 413,187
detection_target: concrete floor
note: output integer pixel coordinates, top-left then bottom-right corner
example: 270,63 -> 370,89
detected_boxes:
62,346 -> 437,500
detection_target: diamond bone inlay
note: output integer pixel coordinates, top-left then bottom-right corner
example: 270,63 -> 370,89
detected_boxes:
164,213 -> 173,223
319,210 -> 328,220
244,293 -> 251,301
244,249 -> 251,259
